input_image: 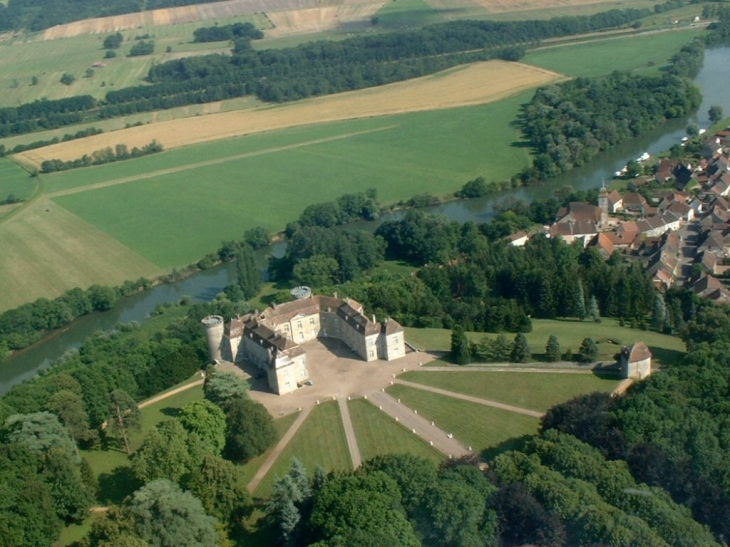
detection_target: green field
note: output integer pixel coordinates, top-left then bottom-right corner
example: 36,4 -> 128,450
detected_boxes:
348,398 -> 444,463
387,384 -> 540,454
51,95 -> 532,268
404,318 -> 686,366
0,158 -> 35,199
0,15 -> 268,106
399,371 -> 619,412
524,28 -> 703,78
254,401 -> 351,498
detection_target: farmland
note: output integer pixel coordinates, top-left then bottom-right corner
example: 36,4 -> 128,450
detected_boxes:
523,28 -> 705,78
18,61 -> 563,165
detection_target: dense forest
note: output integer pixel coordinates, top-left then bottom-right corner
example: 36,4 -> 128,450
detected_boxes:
517,71 -> 702,184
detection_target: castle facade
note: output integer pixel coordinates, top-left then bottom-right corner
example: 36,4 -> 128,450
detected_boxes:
203,295 -> 406,395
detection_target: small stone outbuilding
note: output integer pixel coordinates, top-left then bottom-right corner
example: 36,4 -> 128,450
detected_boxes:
618,342 -> 652,380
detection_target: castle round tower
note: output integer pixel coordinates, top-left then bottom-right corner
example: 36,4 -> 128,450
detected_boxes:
201,315 -> 225,363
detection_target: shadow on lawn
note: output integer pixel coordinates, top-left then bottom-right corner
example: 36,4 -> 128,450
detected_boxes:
97,466 -> 142,505
480,434 -> 535,462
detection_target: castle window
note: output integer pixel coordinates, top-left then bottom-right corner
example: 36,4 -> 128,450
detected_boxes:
284,324 -> 289,331
297,321 -> 302,329
309,317 -> 315,325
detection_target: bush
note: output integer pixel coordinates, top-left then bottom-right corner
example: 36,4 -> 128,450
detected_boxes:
60,73 -> 76,85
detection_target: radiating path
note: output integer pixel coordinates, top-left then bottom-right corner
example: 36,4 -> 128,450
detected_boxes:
138,378 -> 204,409
365,391 -> 470,458
394,379 -> 544,418
338,397 -> 362,469
247,404 -> 312,493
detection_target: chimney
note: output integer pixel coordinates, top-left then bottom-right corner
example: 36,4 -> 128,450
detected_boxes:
372,314 -> 376,323
334,291 -> 338,299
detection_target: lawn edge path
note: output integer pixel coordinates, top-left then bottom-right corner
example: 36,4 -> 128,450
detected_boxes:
394,379 -> 544,418
337,397 -> 362,469
247,405 -> 312,494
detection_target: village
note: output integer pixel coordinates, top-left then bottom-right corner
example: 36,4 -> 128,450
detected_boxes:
508,127 -> 730,305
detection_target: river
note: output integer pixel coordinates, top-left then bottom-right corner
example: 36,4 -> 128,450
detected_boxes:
2,47 -> 729,394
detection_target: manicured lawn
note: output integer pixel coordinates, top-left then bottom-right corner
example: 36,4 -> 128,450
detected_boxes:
348,398 -> 444,463
53,94 -> 534,269
136,383 -> 204,449
386,384 -> 539,455
240,411 -> 300,487
254,401 -> 351,498
405,317 -> 686,366
399,371 -> 620,413
0,158 -> 36,202
58,517 -> 93,546
523,28 -> 703,78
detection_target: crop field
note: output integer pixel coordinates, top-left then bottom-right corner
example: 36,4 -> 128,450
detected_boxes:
404,319 -> 686,367
254,401 -> 351,497
19,60 -> 563,166
523,28 -> 704,78
48,95 -> 534,269
387,384 -> 540,454
348,398 -> 444,462
0,200 -> 163,312
399,371 -> 620,412
0,158 -> 36,202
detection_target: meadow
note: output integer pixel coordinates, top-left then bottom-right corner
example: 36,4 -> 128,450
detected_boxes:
0,158 -> 36,203
523,28 -> 704,78
0,14 -> 266,106
386,384 -> 540,454
404,318 -> 686,367
348,397 -> 444,462
399,371 -> 620,413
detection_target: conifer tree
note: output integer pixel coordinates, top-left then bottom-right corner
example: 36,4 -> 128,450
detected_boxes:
545,335 -> 561,362
511,333 -> 531,363
588,295 -> 600,323
574,280 -> 586,320
578,337 -> 599,363
236,243 -> 261,300
450,325 -> 471,365
652,293 -> 668,332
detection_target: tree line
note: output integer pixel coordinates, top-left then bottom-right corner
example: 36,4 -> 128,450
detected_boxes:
40,140 -> 163,173
192,22 -> 264,43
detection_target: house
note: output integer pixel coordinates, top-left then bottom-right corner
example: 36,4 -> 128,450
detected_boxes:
589,233 -> 615,260
697,251 -> 718,275
691,273 -> 725,298
618,342 -> 652,380
556,202 -> 602,224
202,294 -> 406,395
508,231 -> 529,247
655,158 -> 678,184
635,212 -> 681,238
622,192 -> 648,213
549,221 -> 598,247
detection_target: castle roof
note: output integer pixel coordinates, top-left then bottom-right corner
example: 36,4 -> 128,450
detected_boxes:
624,342 -> 651,364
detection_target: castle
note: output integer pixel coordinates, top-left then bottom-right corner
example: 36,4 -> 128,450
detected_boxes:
202,294 -> 406,395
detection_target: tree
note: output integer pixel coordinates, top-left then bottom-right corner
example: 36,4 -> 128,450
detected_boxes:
587,295 -> 600,322
494,482 -> 565,547
235,243 -> 260,300
4,412 -> 76,459
131,420 -> 195,483
224,397 -> 277,463
652,293 -> 668,332
185,454 -> 252,526
510,333 -> 531,363
577,337 -> 599,362
450,325 -> 471,365
490,334 -> 512,362
39,447 -> 93,523
709,105 -> 724,124
686,123 -> 700,137
545,335 -> 561,362
46,390 -> 92,457
107,389 -> 141,455
179,400 -> 227,455
204,369 -> 249,408
293,254 -> 339,287
30,75 -> 38,85
60,73 -> 75,85
288,458 -> 312,500
103,32 -> 123,49
244,226 -> 271,250
126,479 -> 220,547
573,280 -> 586,320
